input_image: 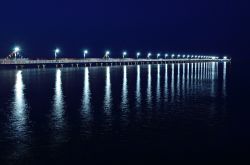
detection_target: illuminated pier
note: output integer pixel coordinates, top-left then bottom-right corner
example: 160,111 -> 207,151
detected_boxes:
0,58 -> 230,69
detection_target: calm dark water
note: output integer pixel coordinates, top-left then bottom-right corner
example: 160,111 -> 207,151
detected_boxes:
0,61 -> 250,164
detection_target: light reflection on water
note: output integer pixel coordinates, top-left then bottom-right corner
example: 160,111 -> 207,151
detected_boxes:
82,67 -> 91,119
156,64 -> 161,107
223,62 -> 227,97
136,65 -> 141,109
51,69 -> 66,144
12,71 -> 28,136
211,62 -> 216,97
187,63 -> 190,96
177,64 -> 180,102
0,62 -> 230,162
104,66 -> 112,112
52,69 -> 65,129
182,63 -> 186,100
8,70 -> 29,159
147,64 -> 152,109
171,64 -> 175,103
164,64 -> 168,102
121,65 -> 128,110
10,70 -> 29,146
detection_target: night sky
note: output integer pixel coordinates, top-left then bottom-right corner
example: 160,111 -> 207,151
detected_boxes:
0,0 -> 249,59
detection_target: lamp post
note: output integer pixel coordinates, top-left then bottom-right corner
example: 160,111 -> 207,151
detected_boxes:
83,50 -> 88,59
55,48 -> 60,60
165,54 -> 168,59
136,52 -> 141,59
123,51 -> 127,59
104,51 -> 110,59
157,53 -> 161,59
147,53 -> 152,59
14,47 -> 20,60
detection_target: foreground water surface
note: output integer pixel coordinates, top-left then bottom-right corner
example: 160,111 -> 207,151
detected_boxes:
0,61 -> 250,163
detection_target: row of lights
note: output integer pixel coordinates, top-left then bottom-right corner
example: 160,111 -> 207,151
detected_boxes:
12,46 -> 228,60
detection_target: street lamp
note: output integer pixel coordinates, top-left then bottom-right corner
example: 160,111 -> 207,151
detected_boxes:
223,56 -> 227,60
83,50 -> 88,59
13,46 -> 20,60
157,53 -> 161,59
14,47 -> 20,53
104,51 -> 110,59
165,54 -> 168,59
55,48 -> 60,60
136,52 -> 141,59
123,51 -> 127,59
183,55 -> 186,58
171,54 -> 175,58
147,53 -> 152,59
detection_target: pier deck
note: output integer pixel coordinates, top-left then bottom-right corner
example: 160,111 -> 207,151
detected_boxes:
0,58 -> 230,69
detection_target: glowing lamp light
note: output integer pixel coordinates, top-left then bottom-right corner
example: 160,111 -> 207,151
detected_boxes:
123,51 -> 127,58
54,48 -> 60,60
55,49 -> 60,53
83,49 -> 88,58
157,53 -> 161,58
14,47 -> 20,53
147,53 -> 152,58
136,52 -> 141,58
104,50 -> 110,58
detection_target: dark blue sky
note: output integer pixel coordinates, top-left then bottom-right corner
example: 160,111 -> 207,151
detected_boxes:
0,0 -> 249,59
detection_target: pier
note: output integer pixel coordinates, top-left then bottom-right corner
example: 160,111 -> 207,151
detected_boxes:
0,58 -> 230,69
